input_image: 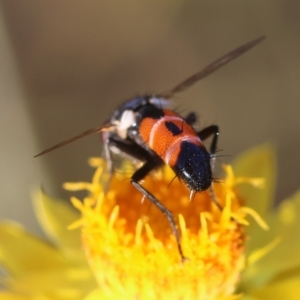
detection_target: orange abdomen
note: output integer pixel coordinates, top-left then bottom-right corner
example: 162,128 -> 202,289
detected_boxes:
139,109 -> 202,166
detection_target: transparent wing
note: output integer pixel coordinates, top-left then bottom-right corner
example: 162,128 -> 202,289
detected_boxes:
34,123 -> 115,157
35,36 -> 265,157
162,36 -> 265,98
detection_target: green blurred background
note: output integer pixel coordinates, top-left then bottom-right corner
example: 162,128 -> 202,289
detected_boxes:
0,1 -> 299,236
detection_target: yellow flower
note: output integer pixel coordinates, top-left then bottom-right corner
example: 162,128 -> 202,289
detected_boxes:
0,193 -> 97,299
0,144 -> 299,299
233,146 -> 300,300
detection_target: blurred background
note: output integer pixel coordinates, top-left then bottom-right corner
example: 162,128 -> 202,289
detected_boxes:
0,1 -> 299,236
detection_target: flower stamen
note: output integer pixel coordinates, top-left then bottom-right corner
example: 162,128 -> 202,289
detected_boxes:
64,159 -> 267,299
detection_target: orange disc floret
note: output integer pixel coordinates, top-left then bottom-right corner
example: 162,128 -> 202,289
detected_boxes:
66,158 -> 267,300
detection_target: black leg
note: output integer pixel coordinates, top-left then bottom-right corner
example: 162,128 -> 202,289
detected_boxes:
101,136 -> 152,193
108,137 -> 153,162
101,132 -> 114,176
185,112 -> 197,126
106,137 -> 186,260
197,125 -> 219,155
131,159 -> 187,262
197,125 -> 222,210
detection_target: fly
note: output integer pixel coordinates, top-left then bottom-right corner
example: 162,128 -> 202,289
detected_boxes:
35,36 -> 265,261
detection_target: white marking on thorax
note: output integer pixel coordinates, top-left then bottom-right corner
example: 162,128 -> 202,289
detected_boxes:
149,97 -> 170,108
148,115 -> 183,148
164,136 -> 201,164
116,109 -> 136,139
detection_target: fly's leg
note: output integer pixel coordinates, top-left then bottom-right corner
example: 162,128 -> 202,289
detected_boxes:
101,132 -> 113,177
105,137 -> 187,261
100,132 -> 115,192
197,125 -> 222,210
131,159 -> 187,262
108,137 -> 153,162
197,125 -> 219,158
185,112 -> 198,126
102,134 -> 153,190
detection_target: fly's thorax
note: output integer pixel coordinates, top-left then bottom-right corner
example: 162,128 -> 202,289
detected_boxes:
110,96 -> 170,141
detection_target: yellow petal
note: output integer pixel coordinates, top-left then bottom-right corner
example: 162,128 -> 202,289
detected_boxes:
0,222 -> 96,299
232,143 -> 276,217
83,288 -> 104,300
32,189 -> 81,250
272,265 -> 300,283
241,190 -> 300,289
3,267 -> 96,300
240,295 -> 261,300
0,221 -> 67,276
251,275 -> 300,300
0,292 -> 29,300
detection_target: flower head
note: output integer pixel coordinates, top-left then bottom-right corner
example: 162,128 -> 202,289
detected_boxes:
64,157 -> 266,300
1,144 -> 300,300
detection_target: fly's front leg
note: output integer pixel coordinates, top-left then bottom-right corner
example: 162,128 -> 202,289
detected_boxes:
131,159 -> 187,262
102,135 -> 152,192
100,132 -> 115,194
197,125 -> 221,210
108,137 -> 153,162
197,125 -> 219,170
197,125 -> 219,156
101,132 -> 114,176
